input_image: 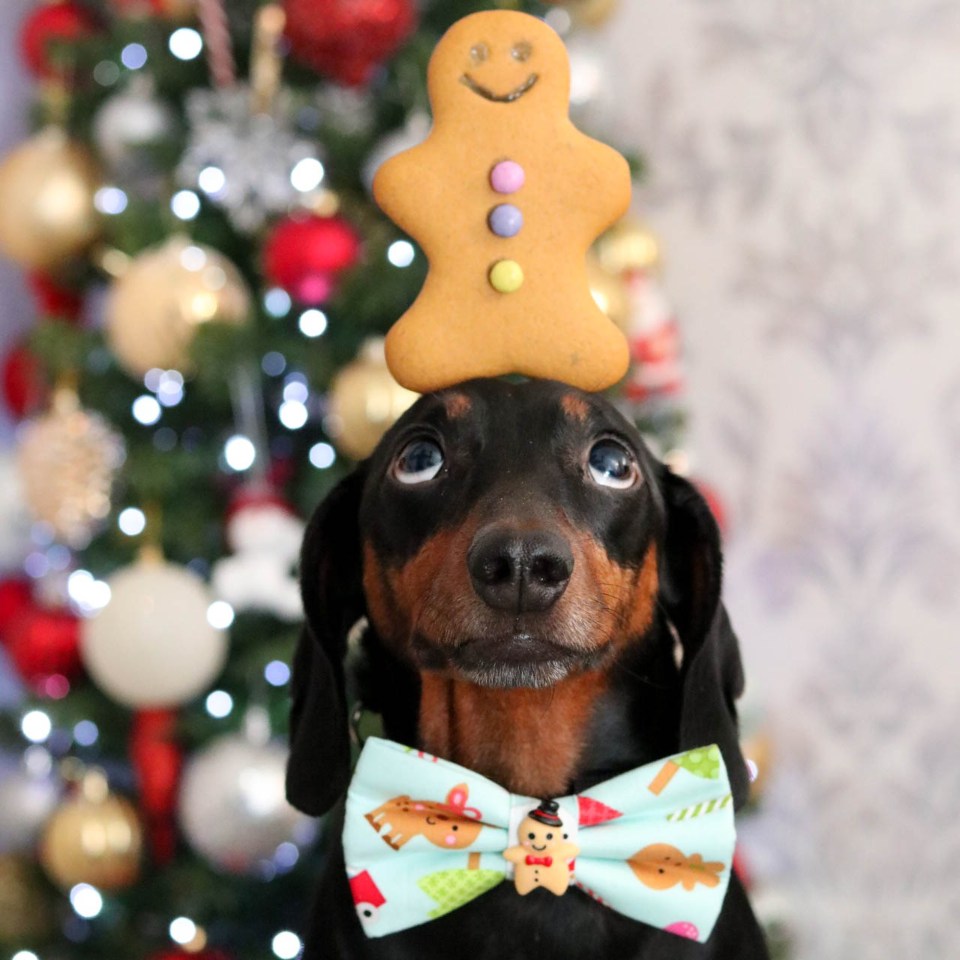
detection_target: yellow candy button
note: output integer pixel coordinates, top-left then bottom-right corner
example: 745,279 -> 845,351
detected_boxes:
489,259 -> 524,294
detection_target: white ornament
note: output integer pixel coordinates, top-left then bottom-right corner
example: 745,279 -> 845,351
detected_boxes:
177,86 -> 324,233
81,554 -> 228,708
93,75 -> 179,191
211,503 -> 304,621
178,731 -> 317,876
0,752 -> 60,854
0,448 -> 31,572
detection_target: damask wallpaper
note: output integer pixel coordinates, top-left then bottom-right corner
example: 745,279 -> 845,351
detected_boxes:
606,1 -> 960,956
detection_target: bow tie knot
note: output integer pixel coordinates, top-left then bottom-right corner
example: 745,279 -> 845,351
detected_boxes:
345,738 -> 735,943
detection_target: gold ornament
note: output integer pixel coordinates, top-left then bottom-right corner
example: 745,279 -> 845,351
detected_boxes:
594,217 -> 662,276
17,385 -> 124,547
0,127 -> 100,269
0,856 -> 54,943
40,769 -> 142,891
586,253 -> 630,332
105,236 -> 251,377
543,0 -> 620,28
328,339 -> 419,460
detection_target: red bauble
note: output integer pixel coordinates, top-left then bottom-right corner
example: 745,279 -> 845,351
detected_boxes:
0,579 -> 32,638
263,215 -> 362,305
1,342 -> 47,420
130,709 -> 183,865
28,271 -> 84,322
5,605 -> 82,695
283,0 -> 416,86
19,2 -> 99,80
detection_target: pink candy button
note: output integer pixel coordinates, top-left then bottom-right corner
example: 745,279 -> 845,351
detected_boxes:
490,160 -> 525,194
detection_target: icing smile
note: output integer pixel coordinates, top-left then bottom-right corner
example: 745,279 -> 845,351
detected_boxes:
460,72 -> 539,102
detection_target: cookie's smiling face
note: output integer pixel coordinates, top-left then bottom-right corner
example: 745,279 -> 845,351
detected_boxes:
459,37 -> 540,103
429,10 -> 570,117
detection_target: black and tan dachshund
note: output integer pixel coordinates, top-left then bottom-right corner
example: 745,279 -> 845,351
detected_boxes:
286,378 -> 770,960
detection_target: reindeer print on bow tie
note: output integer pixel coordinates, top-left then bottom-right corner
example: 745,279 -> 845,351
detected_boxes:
364,783 -> 484,851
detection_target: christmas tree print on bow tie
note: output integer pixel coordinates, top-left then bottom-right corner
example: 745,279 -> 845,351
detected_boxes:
418,852 -> 503,919
647,745 -> 721,796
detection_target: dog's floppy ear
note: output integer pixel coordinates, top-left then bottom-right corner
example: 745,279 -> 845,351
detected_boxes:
286,466 -> 368,816
659,469 -> 750,810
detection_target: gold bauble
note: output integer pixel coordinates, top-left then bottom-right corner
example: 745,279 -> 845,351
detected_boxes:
543,0 -> 619,27
0,856 -> 54,943
594,217 -> 662,276
40,769 -> 142,891
105,236 -> 251,377
0,127 -> 100,269
328,339 -> 419,460
17,386 -> 124,548
586,254 -> 630,332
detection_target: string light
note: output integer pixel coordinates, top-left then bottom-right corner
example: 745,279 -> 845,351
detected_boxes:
169,917 -> 197,945
271,932 -> 301,960
69,884 -> 103,919
205,690 -> 234,719
207,601 -> 235,630
387,240 -> 415,268
224,435 -> 256,472
21,710 -> 52,743
121,43 -> 148,70
264,660 -> 290,686
298,309 -> 328,338
309,442 -> 336,469
169,28 -> 204,61
118,508 -> 146,536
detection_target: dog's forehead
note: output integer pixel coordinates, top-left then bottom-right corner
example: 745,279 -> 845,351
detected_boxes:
396,379 -> 642,443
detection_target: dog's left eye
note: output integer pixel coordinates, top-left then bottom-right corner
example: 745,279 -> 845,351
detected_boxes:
394,439 -> 444,484
588,440 -> 639,490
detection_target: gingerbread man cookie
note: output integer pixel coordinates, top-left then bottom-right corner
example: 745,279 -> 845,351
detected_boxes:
374,10 -> 631,394
503,800 -> 579,896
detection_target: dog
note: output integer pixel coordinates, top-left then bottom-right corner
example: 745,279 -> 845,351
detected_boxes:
286,378 -> 770,959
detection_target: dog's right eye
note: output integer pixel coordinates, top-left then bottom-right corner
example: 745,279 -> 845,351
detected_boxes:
394,439 -> 444,484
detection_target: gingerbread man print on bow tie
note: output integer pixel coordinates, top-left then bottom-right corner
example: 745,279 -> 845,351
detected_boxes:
503,799 -> 579,896
373,10 -> 631,394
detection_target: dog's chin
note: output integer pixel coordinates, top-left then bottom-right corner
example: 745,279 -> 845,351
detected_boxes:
412,632 -> 611,690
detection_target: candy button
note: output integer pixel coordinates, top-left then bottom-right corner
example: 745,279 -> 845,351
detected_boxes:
489,259 -> 524,293
490,160 -> 525,194
488,203 -> 523,238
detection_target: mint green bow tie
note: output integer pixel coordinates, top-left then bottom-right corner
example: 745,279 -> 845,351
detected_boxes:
344,738 -> 736,942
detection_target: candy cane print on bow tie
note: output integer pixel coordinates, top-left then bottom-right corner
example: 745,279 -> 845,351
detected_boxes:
343,739 -> 735,942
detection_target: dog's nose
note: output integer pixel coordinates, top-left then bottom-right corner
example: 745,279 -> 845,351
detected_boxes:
467,527 -> 573,613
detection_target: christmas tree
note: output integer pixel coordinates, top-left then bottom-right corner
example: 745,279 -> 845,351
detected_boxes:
0,2 -> 699,959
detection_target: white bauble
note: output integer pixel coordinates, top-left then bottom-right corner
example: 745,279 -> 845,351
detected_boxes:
0,449 -> 31,572
178,733 -> 317,876
93,75 -> 179,190
0,753 -> 60,854
81,555 -> 228,708
212,503 -> 304,621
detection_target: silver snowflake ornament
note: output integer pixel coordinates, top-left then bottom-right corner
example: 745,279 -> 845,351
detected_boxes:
178,85 -> 325,233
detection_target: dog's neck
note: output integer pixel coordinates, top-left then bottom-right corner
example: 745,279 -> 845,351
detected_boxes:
417,670 -> 609,797
403,617 -> 682,798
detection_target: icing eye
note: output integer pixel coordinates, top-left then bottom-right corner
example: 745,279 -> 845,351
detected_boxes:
512,41 -> 532,62
470,42 -> 489,64
527,832 -> 536,840
394,439 -> 444,484
546,832 -> 554,840
588,439 -> 639,490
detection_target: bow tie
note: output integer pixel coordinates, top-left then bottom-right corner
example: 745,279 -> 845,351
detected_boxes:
344,738 -> 735,943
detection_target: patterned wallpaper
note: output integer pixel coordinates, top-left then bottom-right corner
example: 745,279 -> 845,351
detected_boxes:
604,1 -> 960,956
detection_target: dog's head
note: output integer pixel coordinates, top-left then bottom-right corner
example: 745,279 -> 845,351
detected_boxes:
287,379 -> 748,815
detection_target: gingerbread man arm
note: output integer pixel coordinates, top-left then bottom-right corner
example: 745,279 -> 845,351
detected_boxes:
373,139 -> 444,239
562,129 -> 632,237
502,845 -> 528,865
552,841 -> 580,862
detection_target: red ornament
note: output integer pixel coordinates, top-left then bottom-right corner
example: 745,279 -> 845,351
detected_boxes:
5,605 -> 82,695
2,341 -> 47,419
19,2 -> 99,81
130,709 -> 183,865
263,214 -> 362,305
283,0 -> 416,86
0,579 -> 32,639
28,271 -> 84,322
